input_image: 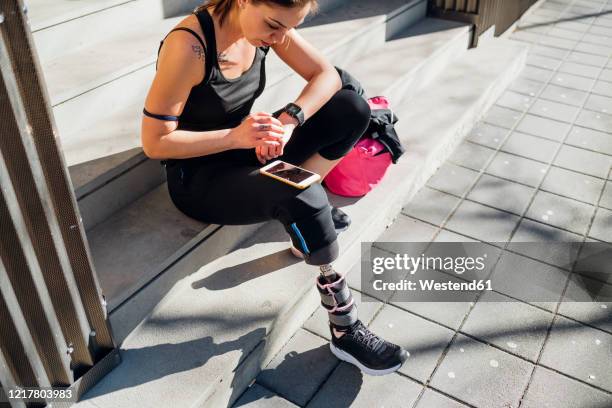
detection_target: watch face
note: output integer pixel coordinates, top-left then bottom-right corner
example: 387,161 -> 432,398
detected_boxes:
286,103 -> 304,125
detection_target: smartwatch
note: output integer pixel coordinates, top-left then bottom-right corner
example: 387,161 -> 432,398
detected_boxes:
280,102 -> 305,127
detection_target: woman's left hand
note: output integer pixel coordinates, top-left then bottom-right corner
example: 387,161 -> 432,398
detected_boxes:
256,113 -> 298,164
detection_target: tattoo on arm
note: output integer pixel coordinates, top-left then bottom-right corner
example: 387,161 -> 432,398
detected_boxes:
191,45 -> 205,60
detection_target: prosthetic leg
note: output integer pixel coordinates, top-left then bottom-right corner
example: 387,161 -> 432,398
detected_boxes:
283,204 -> 408,375
316,264 -> 358,331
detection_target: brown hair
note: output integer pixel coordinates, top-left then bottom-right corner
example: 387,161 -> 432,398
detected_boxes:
195,0 -> 318,27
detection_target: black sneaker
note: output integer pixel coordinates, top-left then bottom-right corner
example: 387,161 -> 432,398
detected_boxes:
329,320 -> 409,376
332,206 -> 351,232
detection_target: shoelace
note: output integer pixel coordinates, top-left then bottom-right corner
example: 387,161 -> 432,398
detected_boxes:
352,323 -> 384,352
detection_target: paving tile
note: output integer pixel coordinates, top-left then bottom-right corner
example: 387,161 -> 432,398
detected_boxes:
575,109 -> 612,134
501,131 -> 559,163
600,69 -> 612,83
388,300 -> 473,332
531,44 -> 571,60
583,33 -> 612,47
415,389 -> 469,408
525,190 -> 596,235
465,122 -> 510,149
433,229 -> 479,243
550,71 -> 596,91
584,92 -> 612,113
540,83 -> 589,106
482,105 -> 524,129
522,366 -> 612,408
541,166 -> 605,204
519,65 -> 556,83
509,218 -> 583,269
554,144 -> 612,178
430,333 -> 533,408
511,30 -> 545,44
485,151 -> 549,187
574,41 -> 612,56
555,21 -> 591,33
467,173 -> 536,215
533,7 -> 563,18
595,17 -> 612,28
305,362 -> 422,408
529,99 -> 581,123
540,315 -> 612,392
589,207 -> 612,242
566,50 -> 608,67
445,200 -> 520,243
566,125 -> 612,156
496,90 -> 536,112
593,79 -> 612,97
461,291 -> 554,362
303,291 -> 383,341
233,384 -> 298,408
489,251 -> 570,311
375,215 -> 438,254
526,54 -> 562,71
447,142 -> 496,172
547,27 -> 586,41
601,181 -> 612,210
388,268 -> 480,330
589,24 -> 612,38
257,329 -> 338,407
558,61 -> 602,79
346,254 -> 365,292
508,77 -> 547,97
516,113 -> 571,141
574,239 -> 612,285
558,274 -> 612,334
402,188 -> 460,227
368,304 -> 455,382
538,35 -> 578,50
426,163 -> 480,197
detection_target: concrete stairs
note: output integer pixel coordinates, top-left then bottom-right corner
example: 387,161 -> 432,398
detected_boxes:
29,0 -> 528,406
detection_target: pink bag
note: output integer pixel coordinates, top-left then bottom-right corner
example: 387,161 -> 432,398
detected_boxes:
323,96 -> 394,197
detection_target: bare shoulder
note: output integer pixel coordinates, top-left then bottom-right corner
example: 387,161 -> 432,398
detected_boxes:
157,13 -> 207,86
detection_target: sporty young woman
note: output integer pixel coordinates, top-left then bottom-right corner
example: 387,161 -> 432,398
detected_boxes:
141,0 -> 408,376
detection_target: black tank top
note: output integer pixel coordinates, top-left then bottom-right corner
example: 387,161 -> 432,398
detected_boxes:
155,8 -> 269,165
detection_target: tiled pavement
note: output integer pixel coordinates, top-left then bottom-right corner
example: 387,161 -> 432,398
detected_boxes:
233,0 -> 612,406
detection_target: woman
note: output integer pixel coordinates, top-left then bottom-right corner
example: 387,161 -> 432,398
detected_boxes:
141,0 -> 408,376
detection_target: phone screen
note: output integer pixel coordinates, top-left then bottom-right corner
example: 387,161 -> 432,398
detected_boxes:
266,162 -> 315,183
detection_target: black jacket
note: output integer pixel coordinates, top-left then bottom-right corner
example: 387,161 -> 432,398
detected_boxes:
336,67 -> 405,163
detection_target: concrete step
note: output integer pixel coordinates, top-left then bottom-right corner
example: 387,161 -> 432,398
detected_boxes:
53,0 -> 426,167
72,38 -> 527,408
80,14 -> 463,345
31,0 -> 167,64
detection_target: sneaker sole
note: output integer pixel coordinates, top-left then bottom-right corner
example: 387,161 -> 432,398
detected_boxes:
329,342 -> 403,376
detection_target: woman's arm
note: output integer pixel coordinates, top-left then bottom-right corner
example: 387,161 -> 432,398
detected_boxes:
271,28 -> 342,126
141,31 -> 237,160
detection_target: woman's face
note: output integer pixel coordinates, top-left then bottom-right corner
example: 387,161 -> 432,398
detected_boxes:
239,1 -> 312,47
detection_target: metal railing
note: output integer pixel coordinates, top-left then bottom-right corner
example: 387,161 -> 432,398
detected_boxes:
0,0 -> 120,406
429,0 -> 539,47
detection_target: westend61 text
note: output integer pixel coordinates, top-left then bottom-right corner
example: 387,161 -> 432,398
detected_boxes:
372,279 -> 493,292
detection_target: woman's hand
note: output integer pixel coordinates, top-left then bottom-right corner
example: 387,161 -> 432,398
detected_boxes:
255,112 -> 298,164
228,112 -> 284,150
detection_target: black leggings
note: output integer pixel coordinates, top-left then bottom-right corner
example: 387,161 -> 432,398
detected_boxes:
166,89 -> 371,265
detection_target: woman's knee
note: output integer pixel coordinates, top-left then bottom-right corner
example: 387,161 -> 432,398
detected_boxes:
277,182 -> 329,221
328,89 -> 371,133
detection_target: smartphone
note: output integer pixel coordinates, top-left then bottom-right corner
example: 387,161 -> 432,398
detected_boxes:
260,160 -> 321,189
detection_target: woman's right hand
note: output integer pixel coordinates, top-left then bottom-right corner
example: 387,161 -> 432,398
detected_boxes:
229,112 -> 285,149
